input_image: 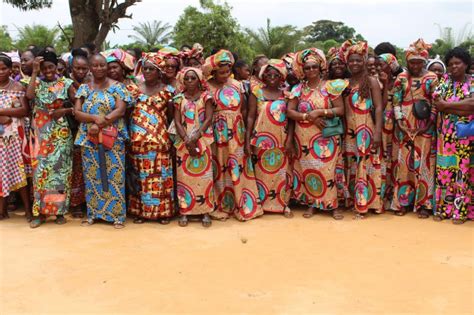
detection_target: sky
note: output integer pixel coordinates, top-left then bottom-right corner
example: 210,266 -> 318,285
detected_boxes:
0,0 -> 472,49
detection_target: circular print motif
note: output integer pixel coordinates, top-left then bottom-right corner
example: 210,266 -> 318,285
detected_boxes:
213,116 -> 229,146
176,182 -> 195,212
302,169 -> 327,198
397,181 -> 415,207
266,99 -> 287,126
239,188 -> 258,218
218,187 -> 236,213
355,125 -> 373,154
309,135 -> 336,161
227,155 -> 241,185
256,179 -> 268,204
234,115 -> 245,146
258,148 -> 286,174
183,151 -> 210,177
218,86 -> 240,109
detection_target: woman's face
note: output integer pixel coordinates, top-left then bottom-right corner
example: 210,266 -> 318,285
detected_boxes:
330,59 -> 346,79
21,51 -> 34,76
214,64 -> 232,84
90,56 -> 108,80
0,61 -> 12,82
428,62 -> 445,80
187,58 -> 202,69
164,58 -> 179,79
72,58 -> 89,82
142,61 -> 160,83
262,67 -> 281,88
235,65 -> 250,81
378,61 -> 391,77
447,56 -> 467,79
11,62 -> 21,77
303,60 -> 320,80
367,57 -> 377,75
183,70 -> 200,91
40,61 -> 57,81
253,57 -> 269,76
107,61 -> 124,81
347,54 -> 365,75
57,62 -> 67,77
407,59 -> 425,77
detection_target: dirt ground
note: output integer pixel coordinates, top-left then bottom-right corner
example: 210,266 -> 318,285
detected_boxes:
0,209 -> 472,315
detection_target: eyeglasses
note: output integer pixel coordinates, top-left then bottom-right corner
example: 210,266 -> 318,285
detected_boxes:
303,65 -> 319,71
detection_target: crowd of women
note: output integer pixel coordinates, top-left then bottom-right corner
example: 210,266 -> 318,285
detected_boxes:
0,38 -> 472,229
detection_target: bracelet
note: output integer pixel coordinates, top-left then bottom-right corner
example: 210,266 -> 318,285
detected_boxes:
302,113 -> 308,121
324,109 -> 328,117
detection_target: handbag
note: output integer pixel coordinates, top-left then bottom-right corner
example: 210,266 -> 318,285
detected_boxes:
456,120 -> 474,138
322,116 -> 344,137
88,125 -> 118,150
408,77 -> 432,120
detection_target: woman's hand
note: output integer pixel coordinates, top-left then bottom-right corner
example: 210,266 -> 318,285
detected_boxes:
313,117 -> 326,130
32,57 -> 43,75
433,99 -> 447,111
94,115 -> 107,128
372,132 -> 381,151
88,123 -> 100,135
308,110 -> 320,122
244,140 -> 252,156
284,138 -> 294,159
50,108 -> 69,120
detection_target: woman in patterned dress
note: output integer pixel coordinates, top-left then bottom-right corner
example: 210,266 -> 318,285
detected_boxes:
432,47 -> 473,224
287,49 -> 348,220
203,49 -> 263,221
390,39 -> 439,218
26,50 -> 75,228
127,53 -> 175,224
74,54 -> 130,229
0,54 -> 31,220
172,67 -> 214,227
341,40 -> 384,219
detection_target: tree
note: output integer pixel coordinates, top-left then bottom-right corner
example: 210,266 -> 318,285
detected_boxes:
56,24 -> 73,53
304,20 -> 364,43
128,21 -> 172,50
15,24 -> 58,50
430,23 -> 473,58
0,25 -> 14,51
4,0 -> 141,48
245,19 -> 302,58
173,0 -> 255,61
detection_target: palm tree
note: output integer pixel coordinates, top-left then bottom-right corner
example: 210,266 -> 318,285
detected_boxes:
128,21 -> 172,49
15,24 -> 59,50
246,19 -> 302,58
435,23 -> 472,47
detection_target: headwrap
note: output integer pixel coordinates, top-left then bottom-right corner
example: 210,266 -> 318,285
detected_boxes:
292,48 -> 326,80
38,50 -> 58,66
202,49 -> 235,78
378,53 -> 400,74
340,40 -> 368,62
5,51 -> 20,63
176,67 -> 207,92
426,55 -> 446,73
405,38 -> 431,61
281,52 -> 295,69
141,52 -> 166,70
327,46 -> 345,64
101,48 -> 135,71
182,43 -> 204,65
258,59 -> 288,81
158,46 -> 182,64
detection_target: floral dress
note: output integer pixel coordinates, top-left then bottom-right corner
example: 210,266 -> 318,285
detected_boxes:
0,88 -> 27,197
433,74 -> 473,220
250,85 -> 291,213
344,84 -> 383,213
172,92 -> 215,215
209,78 -> 263,221
290,80 -> 348,210
128,84 -> 174,220
75,83 -> 131,224
390,71 -> 438,213
31,77 -> 74,217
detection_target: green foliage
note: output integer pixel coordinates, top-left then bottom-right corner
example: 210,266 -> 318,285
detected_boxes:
56,24 -> 73,53
304,20 -> 364,43
172,0 -> 255,62
128,21 -> 172,50
245,19 -> 302,58
2,0 -> 51,10
431,23 -> 473,59
0,25 -> 14,51
15,24 -> 58,51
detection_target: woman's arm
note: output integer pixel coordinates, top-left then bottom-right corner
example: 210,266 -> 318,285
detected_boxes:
199,98 -> 214,136
26,57 -> 42,100
74,97 -> 98,124
436,98 -> 474,116
370,77 -> 383,149
245,93 -> 258,154
173,101 -> 188,141
104,97 -> 126,125
0,84 -> 29,117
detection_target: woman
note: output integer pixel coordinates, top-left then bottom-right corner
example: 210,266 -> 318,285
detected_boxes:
367,54 -> 378,76
433,47 -> 473,224
426,56 -> 446,81
103,49 -> 136,85
182,43 -> 204,69
341,40 -> 384,219
74,54 -> 130,229
69,51 -> 90,218
158,46 -> 181,91
327,46 -> 350,80
26,50 -> 75,228
0,54 -> 31,220
203,49 -> 263,221
287,49 -> 348,219
377,53 -> 402,209
250,55 -> 269,89
128,53 -> 175,224
390,39 -> 438,218
246,59 -> 293,217
172,67 -> 214,227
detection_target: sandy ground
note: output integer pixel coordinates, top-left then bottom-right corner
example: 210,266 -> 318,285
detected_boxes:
0,209 -> 472,315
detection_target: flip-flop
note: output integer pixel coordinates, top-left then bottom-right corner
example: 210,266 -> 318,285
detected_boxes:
332,209 -> 344,220
55,216 -> 67,225
178,215 -> 188,227
30,218 -> 42,228
302,208 -> 315,219
201,214 -> 212,228
113,222 -> 125,229
283,207 -> 294,218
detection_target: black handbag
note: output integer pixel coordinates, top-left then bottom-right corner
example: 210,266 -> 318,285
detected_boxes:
412,99 -> 431,120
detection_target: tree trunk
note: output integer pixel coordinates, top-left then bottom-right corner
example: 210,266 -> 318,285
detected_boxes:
69,0 -> 101,48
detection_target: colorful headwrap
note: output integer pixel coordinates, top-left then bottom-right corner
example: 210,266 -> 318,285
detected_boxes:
158,46 -> 181,63
426,55 -> 446,73
101,48 -> 135,71
292,48 -> 327,80
327,46 -> 345,64
141,52 -> 166,70
281,52 -> 296,69
176,67 -> 207,92
340,40 -> 368,62
202,49 -> 235,78
405,38 -> 431,61
258,59 -> 288,81
6,51 -> 20,63
182,43 -> 204,65
379,53 -> 400,73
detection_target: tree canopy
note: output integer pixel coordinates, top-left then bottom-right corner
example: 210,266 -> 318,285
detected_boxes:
304,20 -> 364,43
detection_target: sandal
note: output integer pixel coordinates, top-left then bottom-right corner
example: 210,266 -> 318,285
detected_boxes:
201,214 -> 212,228
71,210 -> 84,219
81,218 -> 95,226
159,218 -> 170,225
178,215 -> 188,227
453,219 -> 466,225
113,222 -> 125,229
303,207 -> 316,219
133,217 -> 145,224
433,214 -> 444,222
283,207 -> 294,218
25,211 -> 33,222
353,213 -> 366,220
29,218 -> 42,229
394,209 -> 407,216
55,215 -> 67,225
417,209 -> 430,219
332,209 -> 344,220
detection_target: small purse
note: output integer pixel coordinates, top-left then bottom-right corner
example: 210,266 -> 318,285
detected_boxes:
322,117 -> 344,138
456,121 -> 474,138
412,99 -> 431,120
88,125 -> 118,150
